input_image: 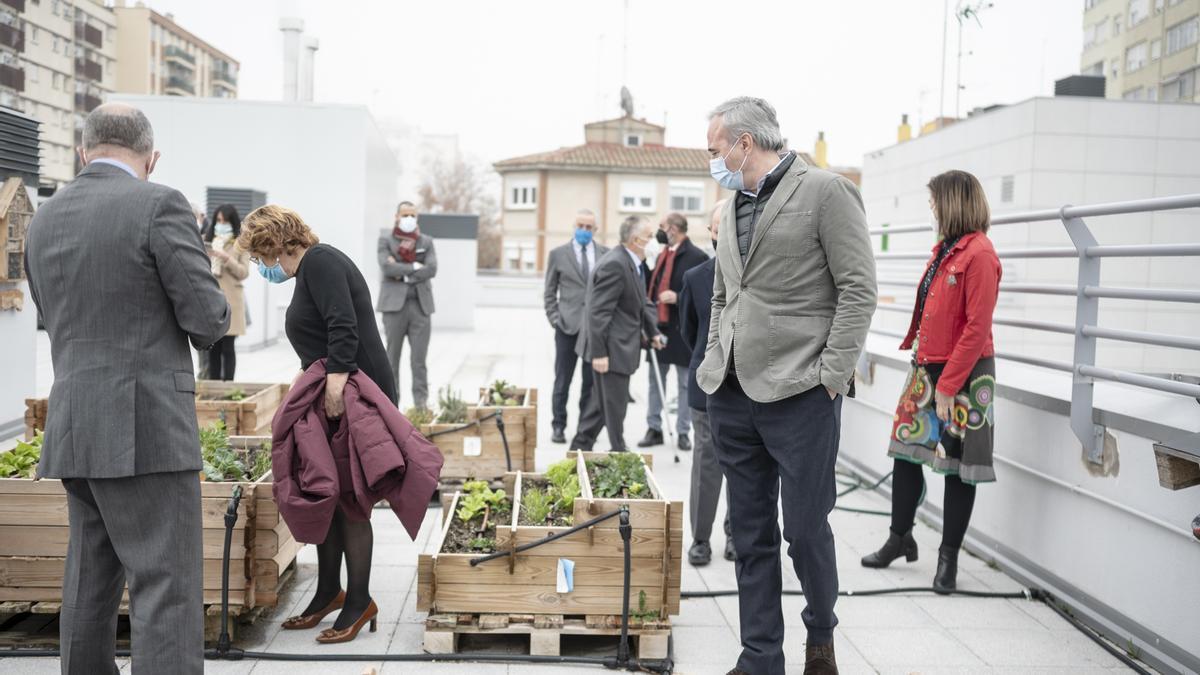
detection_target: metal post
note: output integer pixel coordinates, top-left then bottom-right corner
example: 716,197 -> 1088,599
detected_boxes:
1061,212 -> 1106,464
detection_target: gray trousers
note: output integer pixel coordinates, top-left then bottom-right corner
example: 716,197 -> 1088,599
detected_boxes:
690,408 -> 731,542
646,360 -> 692,436
60,470 -> 203,675
383,302 -> 432,408
570,370 -> 632,453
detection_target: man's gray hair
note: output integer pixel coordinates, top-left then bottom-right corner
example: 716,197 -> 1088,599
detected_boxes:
618,215 -> 646,244
81,105 -> 154,155
708,96 -> 785,152
576,208 -> 596,218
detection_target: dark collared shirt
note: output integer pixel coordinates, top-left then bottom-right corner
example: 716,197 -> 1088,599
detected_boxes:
734,151 -> 797,262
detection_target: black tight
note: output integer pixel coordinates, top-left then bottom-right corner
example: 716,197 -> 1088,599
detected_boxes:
889,458 -> 977,550
207,336 -> 237,381
302,506 -> 375,630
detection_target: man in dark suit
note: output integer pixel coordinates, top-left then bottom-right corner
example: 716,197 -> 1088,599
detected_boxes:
377,200 -> 438,409
638,212 -> 710,451
25,103 -> 231,674
679,200 -> 735,566
570,215 -> 664,453
543,209 -> 609,444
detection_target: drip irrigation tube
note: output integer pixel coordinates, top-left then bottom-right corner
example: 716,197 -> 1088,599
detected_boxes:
680,587 -> 1030,599
426,410 -> 512,472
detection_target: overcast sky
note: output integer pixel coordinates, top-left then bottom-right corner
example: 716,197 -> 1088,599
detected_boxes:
144,0 -> 1084,168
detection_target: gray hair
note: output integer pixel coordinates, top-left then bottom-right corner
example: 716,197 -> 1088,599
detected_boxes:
576,208 -> 596,218
618,215 -> 646,244
708,96 -> 785,152
82,104 -> 154,155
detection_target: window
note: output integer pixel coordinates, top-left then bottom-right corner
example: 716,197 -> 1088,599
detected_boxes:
1126,42 -> 1148,72
1128,0 -> 1149,27
1161,67 -> 1198,102
1151,39 -> 1162,60
27,63 -> 37,83
507,178 -> 537,210
1000,176 -> 1014,203
619,180 -> 656,212
1110,58 -> 1120,80
668,181 -> 704,214
53,72 -> 61,90
1084,0 -> 1102,9
1113,15 -> 1121,35
624,134 -> 642,147
1148,86 -> 1159,101
1166,16 -> 1199,55
1084,60 -> 1105,76
1123,86 -> 1146,100
29,25 -> 38,44
1084,17 -> 1110,48
1155,0 -> 1164,12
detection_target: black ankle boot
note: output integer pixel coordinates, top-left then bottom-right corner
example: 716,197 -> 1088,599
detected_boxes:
860,530 -> 918,568
933,545 -> 959,594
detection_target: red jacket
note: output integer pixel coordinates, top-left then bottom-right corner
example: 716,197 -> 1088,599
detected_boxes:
270,360 -> 443,544
899,231 -> 1001,397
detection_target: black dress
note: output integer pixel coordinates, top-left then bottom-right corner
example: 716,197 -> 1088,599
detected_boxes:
285,244 -> 398,405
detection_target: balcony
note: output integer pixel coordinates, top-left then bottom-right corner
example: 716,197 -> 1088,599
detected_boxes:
74,22 -> 102,49
0,23 -> 24,53
164,74 -> 194,96
74,58 -> 101,82
0,0 -> 23,13
212,68 -> 237,88
73,91 -> 101,113
0,62 -> 23,92
163,45 -> 195,68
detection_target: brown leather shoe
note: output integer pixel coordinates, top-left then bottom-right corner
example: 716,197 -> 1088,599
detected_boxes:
316,599 -> 379,644
281,590 -> 345,630
725,670 -> 750,675
805,641 -> 838,674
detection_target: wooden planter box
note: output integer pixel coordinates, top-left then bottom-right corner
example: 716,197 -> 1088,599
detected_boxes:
0,437 -> 302,610
468,386 -> 538,473
416,451 -> 681,617
24,382 -> 290,441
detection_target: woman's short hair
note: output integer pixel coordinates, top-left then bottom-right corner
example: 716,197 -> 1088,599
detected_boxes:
927,170 -> 990,239
237,205 -> 319,259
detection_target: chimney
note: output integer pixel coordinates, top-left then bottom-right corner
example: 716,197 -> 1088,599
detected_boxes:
898,114 -> 912,143
300,36 -> 319,103
279,17 -> 304,102
814,131 -> 828,169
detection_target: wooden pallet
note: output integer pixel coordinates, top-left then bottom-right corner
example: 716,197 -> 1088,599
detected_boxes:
423,612 -> 670,660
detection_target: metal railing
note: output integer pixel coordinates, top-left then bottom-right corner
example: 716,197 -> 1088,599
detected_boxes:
868,194 -> 1200,463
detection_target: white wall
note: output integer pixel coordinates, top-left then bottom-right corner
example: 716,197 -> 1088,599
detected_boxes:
109,96 -> 399,353
431,238 -> 476,329
0,280 -> 36,433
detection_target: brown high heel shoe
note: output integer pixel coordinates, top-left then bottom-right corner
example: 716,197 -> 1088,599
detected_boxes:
316,599 -> 378,644
281,590 -> 345,630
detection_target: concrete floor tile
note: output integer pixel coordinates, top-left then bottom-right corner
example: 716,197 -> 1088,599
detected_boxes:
911,595 -> 1039,630
950,627 -> 1130,668
380,662 -> 508,674
249,661 -> 384,675
670,625 -> 744,670
371,565 -> 418,593
803,596 -> 937,629
840,627 -> 986,668
673,596 -> 732,627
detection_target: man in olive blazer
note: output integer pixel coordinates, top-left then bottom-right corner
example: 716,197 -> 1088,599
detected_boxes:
699,97 -> 877,675
24,104 -> 230,674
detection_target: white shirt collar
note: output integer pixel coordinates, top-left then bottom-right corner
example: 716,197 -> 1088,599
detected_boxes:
624,245 -> 642,269
89,157 -> 138,178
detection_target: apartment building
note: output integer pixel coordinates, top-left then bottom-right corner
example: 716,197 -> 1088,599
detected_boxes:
1081,0 -> 1200,102
113,1 -> 237,99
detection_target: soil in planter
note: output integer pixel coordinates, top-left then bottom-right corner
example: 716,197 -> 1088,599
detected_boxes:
585,453 -> 652,499
517,478 -> 575,527
442,482 -> 512,554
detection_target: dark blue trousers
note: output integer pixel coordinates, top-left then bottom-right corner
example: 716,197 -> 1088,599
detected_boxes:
708,374 -> 841,674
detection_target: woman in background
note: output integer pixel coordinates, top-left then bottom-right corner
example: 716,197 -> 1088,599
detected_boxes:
204,204 -> 249,380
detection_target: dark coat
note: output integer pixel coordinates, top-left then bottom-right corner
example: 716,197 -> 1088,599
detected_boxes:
642,238 -> 710,366
576,245 -> 661,376
679,257 -> 716,411
271,359 -> 444,544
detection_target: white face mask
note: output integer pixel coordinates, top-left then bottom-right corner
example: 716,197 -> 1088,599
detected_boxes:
398,216 -> 418,233
214,223 -> 233,237
643,239 -> 662,268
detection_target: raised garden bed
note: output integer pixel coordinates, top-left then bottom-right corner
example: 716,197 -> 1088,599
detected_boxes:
417,452 -> 681,617
419,383 -> 539,482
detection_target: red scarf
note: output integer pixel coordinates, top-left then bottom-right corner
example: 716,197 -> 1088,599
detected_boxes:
649,246 -> 676,324
391,228 -> 419,263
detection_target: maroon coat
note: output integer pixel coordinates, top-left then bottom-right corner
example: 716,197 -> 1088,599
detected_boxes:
271,359 -> 443,544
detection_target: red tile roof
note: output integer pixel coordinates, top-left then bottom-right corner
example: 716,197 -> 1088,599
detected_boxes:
494,142 -> 712,174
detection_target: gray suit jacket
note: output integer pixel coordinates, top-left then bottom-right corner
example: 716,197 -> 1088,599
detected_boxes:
698,160 -> 877,402
376,232 -> 436,315
25,162 -> 231,478
575,245 -> 660,376
543,240 -> 609,335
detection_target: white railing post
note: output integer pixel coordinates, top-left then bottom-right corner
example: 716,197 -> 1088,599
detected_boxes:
1062,209 -> 1107,465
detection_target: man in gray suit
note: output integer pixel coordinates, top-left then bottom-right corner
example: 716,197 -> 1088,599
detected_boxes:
543,208 -> 609,444
570,216 -> 664,453
377,200 -> 437,409
24,103 -> 231,674
699,97 -> 877,675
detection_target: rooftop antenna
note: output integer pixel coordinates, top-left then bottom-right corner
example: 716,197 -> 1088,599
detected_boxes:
954,0 -> 994,119
621,0 -> 629,88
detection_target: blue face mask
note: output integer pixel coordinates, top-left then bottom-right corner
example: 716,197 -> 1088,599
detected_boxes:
710,136 -> 749,191
257,259 -> 289,284
214,223 -> 233,237
574,228 -> 593,246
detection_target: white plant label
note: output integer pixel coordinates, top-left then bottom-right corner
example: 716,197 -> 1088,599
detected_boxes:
463,436 -> 482,456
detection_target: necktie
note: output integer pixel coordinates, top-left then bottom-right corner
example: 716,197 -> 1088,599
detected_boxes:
580,244 -> 590,281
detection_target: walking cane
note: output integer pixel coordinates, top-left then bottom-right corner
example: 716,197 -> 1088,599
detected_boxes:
647,342 -> 679,464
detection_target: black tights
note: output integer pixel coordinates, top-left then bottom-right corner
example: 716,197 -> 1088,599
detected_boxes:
302,506 -> 374,630
207,336 -> 237,381
889,458 -> 977,550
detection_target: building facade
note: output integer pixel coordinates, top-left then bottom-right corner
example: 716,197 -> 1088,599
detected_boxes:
493,116 -> 727,273
113,1 -> 237,100
1081,0 -> 1200,102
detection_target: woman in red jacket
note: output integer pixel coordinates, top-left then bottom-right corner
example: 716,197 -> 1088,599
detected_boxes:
861,170 -> 1001,593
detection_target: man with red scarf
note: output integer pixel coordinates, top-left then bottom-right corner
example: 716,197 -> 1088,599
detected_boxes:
637,212 -> 709,450
377,201 -> 438,409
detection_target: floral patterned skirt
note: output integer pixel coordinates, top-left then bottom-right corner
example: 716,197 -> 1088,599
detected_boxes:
888,357 -> 996,484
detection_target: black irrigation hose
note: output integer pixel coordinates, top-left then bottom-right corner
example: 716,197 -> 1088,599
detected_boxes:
426,410 -> 512,472
1032,590 -> 1152,675
469,507 -> 626,566
681,587 -> 1030,599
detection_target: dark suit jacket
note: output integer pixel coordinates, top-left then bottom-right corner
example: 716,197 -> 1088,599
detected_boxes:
642,238 -> 709,366
575,245 -> 660,376
679,257 -> 716,411
376,232 -> 436,315
25,162 -> 231,478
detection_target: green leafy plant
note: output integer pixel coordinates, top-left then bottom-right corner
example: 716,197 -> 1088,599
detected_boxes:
250,442 -> 272,479
588,453 -> 650,499
469,536 -> 495,551
0,431 -> 42,478
404,406 -> 434,425
630,590 -> 660,622
545,458 -> 576,488
456,481 -> 507,524
487,379 -> 520,406
436,386 -> 469,424
521,485 -> 554,524
225,388 -> 247,402
202,446 -> 246,482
